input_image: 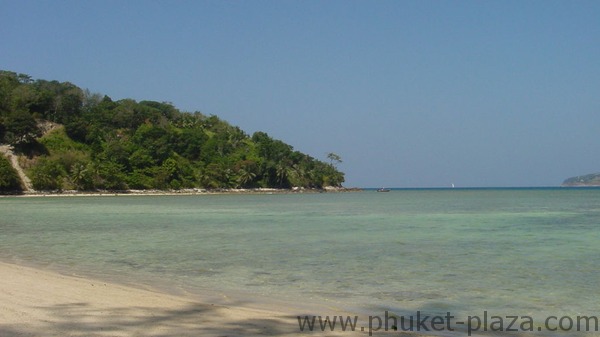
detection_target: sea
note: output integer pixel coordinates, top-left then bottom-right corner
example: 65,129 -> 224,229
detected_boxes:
1,188 -> 599,336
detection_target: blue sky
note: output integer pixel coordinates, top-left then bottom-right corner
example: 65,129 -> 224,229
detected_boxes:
2,0 -> 599,187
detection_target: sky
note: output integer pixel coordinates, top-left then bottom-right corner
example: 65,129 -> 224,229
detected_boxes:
1,0 -> 599,187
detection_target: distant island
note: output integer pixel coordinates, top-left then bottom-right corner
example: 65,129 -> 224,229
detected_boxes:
562,173 -> 600,187
0,70 -> 345,194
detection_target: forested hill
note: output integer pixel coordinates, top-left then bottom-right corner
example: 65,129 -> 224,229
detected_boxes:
562,173 -> 600,187
0,70 -> 344,192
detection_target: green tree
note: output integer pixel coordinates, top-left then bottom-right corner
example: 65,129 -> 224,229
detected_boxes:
327,152 -> 342,168
132,123 -> 173,164
174,128 -> 207,160
235,160 -> 258,188
0,71 -> 20,114
0,154 -> 22,192
50,83 -> 83,124
95,160 -> 127,190
236,168 -> 256,188
10,85 -> 39,112
3,110 -> 41,146
30,157 -> 65,190
69,161 -> 95,190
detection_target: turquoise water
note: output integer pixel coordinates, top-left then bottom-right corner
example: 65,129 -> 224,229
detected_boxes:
1,188 -> 599,334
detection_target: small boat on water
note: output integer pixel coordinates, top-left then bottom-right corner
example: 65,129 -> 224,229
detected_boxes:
377,188 -> 391,192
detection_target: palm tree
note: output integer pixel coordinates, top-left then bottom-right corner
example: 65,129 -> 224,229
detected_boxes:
69,163 -> 88,189
236,168 -> 256,188
275,162 -> 289,188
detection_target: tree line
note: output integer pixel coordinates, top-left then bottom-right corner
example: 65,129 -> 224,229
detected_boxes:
0,70 -> 344,191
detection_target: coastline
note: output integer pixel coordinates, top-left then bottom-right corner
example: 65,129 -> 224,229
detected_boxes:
0,260 -> 512,337
0,187 -> 363,198
0,261 -> 367,337
0,192 -> 562,337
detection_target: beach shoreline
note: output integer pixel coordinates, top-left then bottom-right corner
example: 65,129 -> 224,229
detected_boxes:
0,187 -> 363,198
0,261 -> 369,337
1,191 -> 555,337
0,261 -> 486,337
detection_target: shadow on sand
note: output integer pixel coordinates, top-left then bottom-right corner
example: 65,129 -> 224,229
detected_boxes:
0,299 -> 317,337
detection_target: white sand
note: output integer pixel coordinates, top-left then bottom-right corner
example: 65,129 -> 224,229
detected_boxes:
0,262 -> 372,337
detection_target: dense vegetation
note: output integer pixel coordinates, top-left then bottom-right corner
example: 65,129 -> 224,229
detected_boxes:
0,70 -> 344,191
0,154 -> 21,192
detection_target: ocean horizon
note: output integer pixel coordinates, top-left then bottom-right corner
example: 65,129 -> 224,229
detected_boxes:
364,186 -> 600,190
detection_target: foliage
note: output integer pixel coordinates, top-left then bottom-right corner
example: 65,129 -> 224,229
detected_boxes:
0,154 -> 22,192
327,152 -> 342,167
3,109 -> 41,146
562,173 -> 600,186
0,70 -> 345,191
29,156 -> 66,191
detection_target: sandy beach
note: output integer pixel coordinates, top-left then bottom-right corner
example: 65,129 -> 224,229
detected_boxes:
0,262 -> 460,337
0,187 -> 363,198
0,262 -> 372,337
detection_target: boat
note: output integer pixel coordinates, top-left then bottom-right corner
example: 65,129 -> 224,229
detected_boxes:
377,188 -> 391,192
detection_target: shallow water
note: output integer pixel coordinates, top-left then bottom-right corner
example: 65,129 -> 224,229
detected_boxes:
1,188 -> 599,335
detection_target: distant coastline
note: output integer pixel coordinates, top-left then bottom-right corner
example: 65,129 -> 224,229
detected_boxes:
7,185 -> 600,197
561,172 -> 600,187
